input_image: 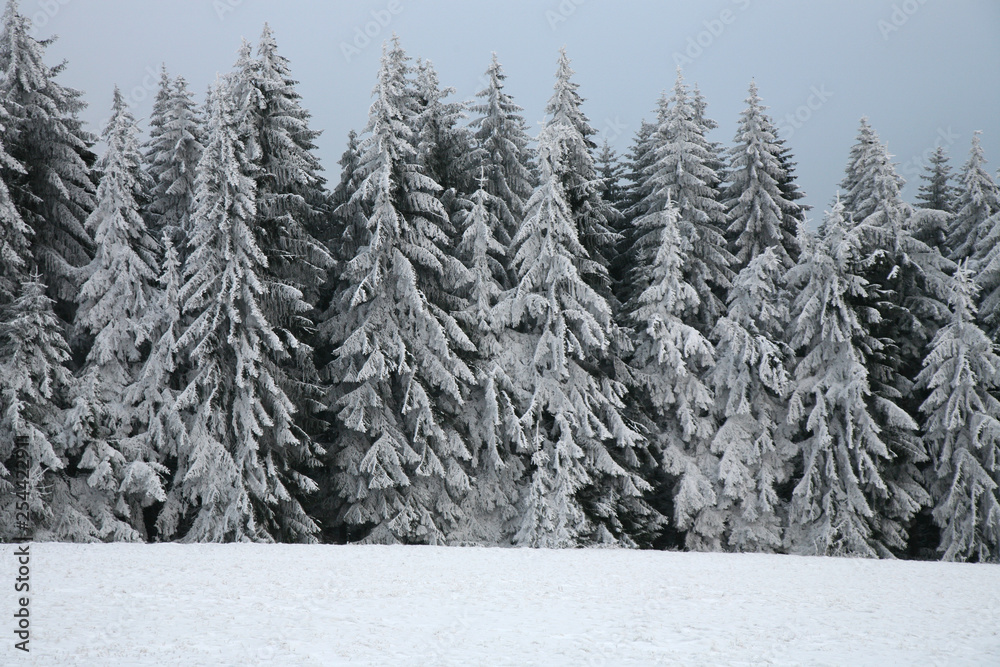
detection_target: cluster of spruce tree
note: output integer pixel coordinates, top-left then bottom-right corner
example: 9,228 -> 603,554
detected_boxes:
0,2 -> 998,561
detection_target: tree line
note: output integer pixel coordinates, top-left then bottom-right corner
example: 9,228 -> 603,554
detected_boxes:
0,1 -> 998,561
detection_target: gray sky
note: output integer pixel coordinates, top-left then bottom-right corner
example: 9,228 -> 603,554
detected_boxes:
30,0 -> 1000,219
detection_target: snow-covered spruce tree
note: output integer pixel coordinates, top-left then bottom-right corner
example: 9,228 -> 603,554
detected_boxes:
233,26 -> 332,298
691,83 -> 726,194
837,119 -> 952,551
707,247 -> 792,552
624,196 -> 717,550
319,37 -> 475,545
326,129 -> 365,255
0,275 -> 76,540
543,49 -> 621,300
229,28 -> 333,445
453,183 -> 525,544
469,53 -> 536,247
498,123 -> 652,547
774,142 -> 809,266
947,132 -> 999,263
0,0 -> 94,304
837,118 -> 886,225
596,140 -> 625,211
66,89 -> 163,541
128,234 -> 188,541
144,69 -> 203,253
413,58 -> 475,200
785,203 -> 918,557
620,118 -> 658,222
172,80 -> 321,543
724,82 -> 800,272
0,102 -> 31,305
596,140 -> 630,297
638,70 -> 732,335
613,118 -> 658,305
916,146 -> 957,214
916,264 -> 1000,562
976,208 -> 1000,342
911,147 -> 956,253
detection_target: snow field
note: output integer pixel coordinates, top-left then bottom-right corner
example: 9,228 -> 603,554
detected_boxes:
3,543 -> 999,665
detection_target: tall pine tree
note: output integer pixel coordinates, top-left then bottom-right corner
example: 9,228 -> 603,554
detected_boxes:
916,264 -> 1000,562
0,0 -> 95,305
498,123 -> 650,547
468,52 -> 535,247
637,70 -> 732,335
947,132 -> 999,263
624,196 -> 717,551
0,275 -> 74,540
172,80 -> 321,543
707,247 -> 792,552
723,81 -> 800,272
66,89 -> 163,541
785,204 -> 911,557
319,37 -> 475,545
144,70 -> 203,254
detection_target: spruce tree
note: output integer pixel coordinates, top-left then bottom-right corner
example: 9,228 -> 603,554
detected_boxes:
707,247 -> 792,552
614,118 -> 658,305
774,143 -> 808,266
638,70 -> 732,335
498,124 -> 650,547
229,27 -> 333,451
543,48 -> 620,297
691,83 -> 726,194
0,101 -> 31,305
453,182 -> 524,544
232,26 -> 332,301
173,81 -> 321,543
129,234 -> 187,541
67,89 -> 163,541
413,58 -> 474,199
319,37 -> 474,544
144,70 -> 203,253
468,53 -> 536,247
0,275 -> 74,540
596,140 -> 625,211
916,264 -> 1000,562
837,119 -> 950,551
785,204 -> 914,557
916,146 -> 957,213
947,132 -> 999,263
976,208 -> 1000,342
724,82 -> 800,272
624,196 -> 717,551
0,0 -> 95,304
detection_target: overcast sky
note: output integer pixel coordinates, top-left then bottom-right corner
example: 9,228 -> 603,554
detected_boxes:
28,0 -> 1000,218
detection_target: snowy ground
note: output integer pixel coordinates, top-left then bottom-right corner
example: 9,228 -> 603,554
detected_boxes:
2,544 -> 999,666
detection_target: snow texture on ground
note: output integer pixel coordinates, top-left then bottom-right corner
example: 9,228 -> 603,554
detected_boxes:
2,543 -> 999,665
